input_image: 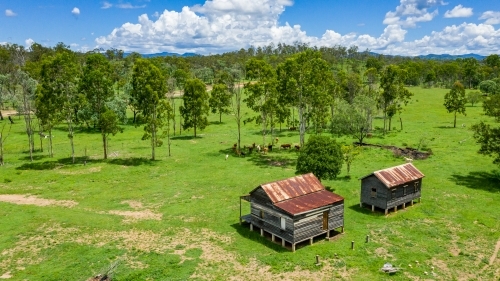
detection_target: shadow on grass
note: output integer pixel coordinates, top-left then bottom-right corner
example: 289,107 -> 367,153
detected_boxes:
435,126 -> 457,129
171,135 -> 198,141
245,153 -> 296,169
18,154 -> 48,161
449,171 -> 500,192
348,203 -> 385,216
16,156 -> 155,170
230,223 -> 289,253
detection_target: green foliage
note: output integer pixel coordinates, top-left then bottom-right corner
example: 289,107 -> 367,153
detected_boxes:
466,91 -> 482,107
472,121 -> 500,166
379,65 -> 413,132
180,78 -> 209,137
341,144 -> 361,175
131,58 -> 167,160
478,80 -> 499,95
444,81 -> 467,127
208,83 -> 231,123
296,135 -> 343,181
482,94 -> 500,122
331,93 -> 376,144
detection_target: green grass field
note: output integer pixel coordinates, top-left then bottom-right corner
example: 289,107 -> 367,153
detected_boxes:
0,87 -> 499,280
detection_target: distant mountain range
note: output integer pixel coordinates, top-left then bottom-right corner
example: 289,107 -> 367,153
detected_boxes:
130,51 -> 486,61
370,52 -> 485,60
124,51 -> 198,58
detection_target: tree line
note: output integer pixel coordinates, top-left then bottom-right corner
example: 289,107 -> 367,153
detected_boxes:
0,42 -> 499,167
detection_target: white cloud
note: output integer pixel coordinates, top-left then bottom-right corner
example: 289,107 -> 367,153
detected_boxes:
102,2 -> 113,9
479,11 -> 500,25
152,11 -> 160,18
25,38 -> 34,48
5,9 -> 17,17
383,0 -> 445,27
95,0 -> 500,56
116,3 -> 146,9
71,7 -> 80,16
444,5 -> 473,18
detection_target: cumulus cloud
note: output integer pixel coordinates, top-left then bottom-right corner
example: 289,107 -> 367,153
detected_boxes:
102,1 -> 113,9
95,0 -> 500,56
444,5 -> 473,18
71,7 -> 80,17
5,9 -> 17,17
25,38 -> 34,48
479,11 -> 500,25
383,0 -> 445,27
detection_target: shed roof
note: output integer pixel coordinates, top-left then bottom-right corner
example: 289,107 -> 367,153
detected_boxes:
360,163 -> 424,188
252,173 -> 344,215
275,190 -> 344,215
257,173 -> 325,203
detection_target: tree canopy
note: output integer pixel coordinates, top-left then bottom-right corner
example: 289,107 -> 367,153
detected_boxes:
296,135 -> 344,181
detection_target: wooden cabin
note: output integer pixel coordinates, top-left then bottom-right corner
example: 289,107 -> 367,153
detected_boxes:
359,163 -> 424,214
239,173 -> 344,252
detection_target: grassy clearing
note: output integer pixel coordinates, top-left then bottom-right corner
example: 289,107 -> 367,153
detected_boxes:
0,87 -> 499,280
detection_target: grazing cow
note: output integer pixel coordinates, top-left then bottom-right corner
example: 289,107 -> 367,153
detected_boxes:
281,143 -> 291,149
275,137 -> 279,144
404,157 -> 413,163
294,145 -> 300,150
262,147 -> 268,154
256,145 -> 261,152
225,154 -> 229,160
289,126 -> 297,131
236,150 -> 246,157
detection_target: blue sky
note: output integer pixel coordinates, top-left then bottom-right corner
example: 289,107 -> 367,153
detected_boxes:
1,0 -> 500,56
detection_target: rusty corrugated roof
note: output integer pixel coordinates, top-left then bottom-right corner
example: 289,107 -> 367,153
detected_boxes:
370,163 -> 424,188
259,173 -> 325,203
274,190 -> 344,215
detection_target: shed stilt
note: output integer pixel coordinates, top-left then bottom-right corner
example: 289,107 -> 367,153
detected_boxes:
309,238 -> 313,245
281,239 -> 285,247
272,234 -> 275,242
411,200 -> 414,206
385,209 -> 388,215
403,202 -> 406,209
292,243 -> 296,252
341,226 -> 344,233
250,224 -> 253,231
260,229 -> 264,237
419,197 -> 421,203
371,205 -> 375,212
394,206 -> 397,212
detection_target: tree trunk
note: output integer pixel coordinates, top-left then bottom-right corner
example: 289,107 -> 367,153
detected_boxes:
454,111 -> 457,128
102,132 -> 107,159
0,111 -> 3,121
388,117 -> 392,131
48,128 -> 53,158
219,112 -> 222,123
400,117 -> 403,131
151,107 -> 156,160
298,104 -> 305,147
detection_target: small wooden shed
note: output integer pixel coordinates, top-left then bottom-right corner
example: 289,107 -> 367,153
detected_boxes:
359,163 -> 424,214
240,173 -> 344,251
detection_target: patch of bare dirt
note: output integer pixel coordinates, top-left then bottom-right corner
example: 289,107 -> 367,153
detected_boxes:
107,210 -> 162,222
374,247 -> 393,259
0,272 -> 11,279
0,194 -> 77,208
490,239 -> 500,265
0,224 -> 355,280
357,143 -> 431,160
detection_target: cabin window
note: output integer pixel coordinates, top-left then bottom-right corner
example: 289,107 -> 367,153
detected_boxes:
260,210 -> 265,219
391,189 -> 396,199
403,185 -> 408,195
280,217 -> 286,230
371,188 -> 377,198
414,182 -> 420,192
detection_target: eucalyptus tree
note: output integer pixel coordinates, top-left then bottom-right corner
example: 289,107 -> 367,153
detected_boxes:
79,53 -> 123,159
444,81 -> 467,128
379,65 -> 413,132
17,70 -> 37,161
209,83 -> 231,123
180,78 -> 209,138
131,58 -> 167,160
244,58 -> 279,145
277,50 -> 332,146
36,50 -> 80,161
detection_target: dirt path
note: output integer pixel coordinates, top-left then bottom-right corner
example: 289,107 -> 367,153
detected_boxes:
489,238 -> 500,265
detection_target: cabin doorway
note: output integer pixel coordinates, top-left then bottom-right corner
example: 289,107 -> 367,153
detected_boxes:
322,211 -> 329,230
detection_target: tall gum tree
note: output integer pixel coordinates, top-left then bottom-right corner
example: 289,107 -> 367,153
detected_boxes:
180,78 -> 209,138
444,81 -> 467,128
277,50 -> 332,147
79,53 -> 122,159
131,59 -> 167,160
